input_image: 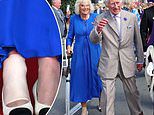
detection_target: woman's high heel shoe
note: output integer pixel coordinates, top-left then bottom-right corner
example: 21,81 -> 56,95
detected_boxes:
33,81 -> 50,115
97,105 -> 102,112
2,89 -> 33,115
81,107 -> 88,115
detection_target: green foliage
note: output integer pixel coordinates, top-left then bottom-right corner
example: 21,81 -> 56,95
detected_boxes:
47,0 -> 76,14
61,0 -> 76,14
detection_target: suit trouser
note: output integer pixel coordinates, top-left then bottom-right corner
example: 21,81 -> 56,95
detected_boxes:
100,66 -> 142,115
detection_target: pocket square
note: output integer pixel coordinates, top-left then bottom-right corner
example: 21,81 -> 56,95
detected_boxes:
127,25 -> 132,29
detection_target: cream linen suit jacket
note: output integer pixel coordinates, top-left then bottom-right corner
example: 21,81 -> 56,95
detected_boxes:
90,10 -> 144,79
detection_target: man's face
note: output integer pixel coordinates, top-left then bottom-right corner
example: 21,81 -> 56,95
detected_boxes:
79,2 -> 90,15
53,0 -> 61,9
106,0 -> 122,15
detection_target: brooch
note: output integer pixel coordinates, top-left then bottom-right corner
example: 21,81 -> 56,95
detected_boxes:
123,17 -> 127,21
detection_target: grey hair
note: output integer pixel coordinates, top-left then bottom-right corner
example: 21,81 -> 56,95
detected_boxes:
52,0 -> 61,3
104,0 -> 109,4
74,0 -> 94,14
51,0 -> 56,2
104,0 -> 122,5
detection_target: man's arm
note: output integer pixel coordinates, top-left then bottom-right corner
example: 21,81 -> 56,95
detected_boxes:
90,15 -> 108,44
90,28 -> 102,44
134,15 -> 144,71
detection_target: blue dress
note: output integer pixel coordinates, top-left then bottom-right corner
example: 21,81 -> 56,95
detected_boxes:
0,0 -> 62,68
66,14 -> 102,102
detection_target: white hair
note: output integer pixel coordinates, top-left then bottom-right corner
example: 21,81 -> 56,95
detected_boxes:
52,0 -> 61,3
52,0 -> 56,3
74,0 -> 94,14
104,0 -> 123,5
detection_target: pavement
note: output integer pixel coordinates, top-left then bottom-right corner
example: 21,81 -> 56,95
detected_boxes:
48,70 -> 153,115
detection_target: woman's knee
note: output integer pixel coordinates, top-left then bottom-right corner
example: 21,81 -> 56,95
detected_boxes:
38,57 -> 59,71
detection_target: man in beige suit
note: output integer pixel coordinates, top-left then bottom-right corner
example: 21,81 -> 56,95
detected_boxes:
90,0 -> 144,115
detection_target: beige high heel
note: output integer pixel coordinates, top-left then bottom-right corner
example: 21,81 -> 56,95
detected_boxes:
33,81 -> 50,115
2,89 -> 33,115
81,107 -> 88,115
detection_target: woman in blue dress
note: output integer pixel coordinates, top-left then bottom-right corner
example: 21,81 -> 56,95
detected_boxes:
66,0 -> 102,114
0,0 -> 61,114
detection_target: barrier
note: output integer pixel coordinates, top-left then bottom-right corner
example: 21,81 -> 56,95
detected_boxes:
145,45 -> 154,101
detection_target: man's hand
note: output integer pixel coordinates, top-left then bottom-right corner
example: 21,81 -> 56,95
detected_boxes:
66,45 -> 72,56
137,63 -> 143,72
96,18 -> 108,34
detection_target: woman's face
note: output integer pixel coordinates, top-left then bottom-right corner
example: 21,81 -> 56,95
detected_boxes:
79,2 -> 90,15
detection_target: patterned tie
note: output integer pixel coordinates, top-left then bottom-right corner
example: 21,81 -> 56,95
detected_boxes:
57,10 -> 62,18
113,15 -> 121,43
113,15 -> 120,34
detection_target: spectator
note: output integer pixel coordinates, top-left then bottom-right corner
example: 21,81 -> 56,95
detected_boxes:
140,4 -> 154,52
51,0 -> 70,38
129,2 -> 141,27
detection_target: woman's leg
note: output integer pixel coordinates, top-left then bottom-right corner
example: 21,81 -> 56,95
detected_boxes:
81,102 -> 88,115
2,51 -> 33,115
34,57 -> 60,114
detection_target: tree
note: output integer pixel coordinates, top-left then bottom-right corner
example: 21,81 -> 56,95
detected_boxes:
61,0 -> 76,14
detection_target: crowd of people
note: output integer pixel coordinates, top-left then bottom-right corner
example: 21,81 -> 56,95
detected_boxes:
94,1 -> 154,51
0,0 -> 153,115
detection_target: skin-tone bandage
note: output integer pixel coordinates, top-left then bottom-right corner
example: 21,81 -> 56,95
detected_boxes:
2,54 -> 32,114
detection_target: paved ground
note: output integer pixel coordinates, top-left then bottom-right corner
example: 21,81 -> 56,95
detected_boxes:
48,70 -> 153,115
